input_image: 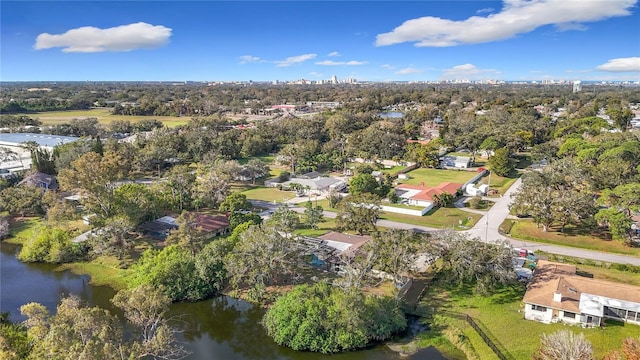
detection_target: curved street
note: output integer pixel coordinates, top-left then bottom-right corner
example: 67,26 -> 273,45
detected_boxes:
283,176 -> 640,265
461,177 -> 640,265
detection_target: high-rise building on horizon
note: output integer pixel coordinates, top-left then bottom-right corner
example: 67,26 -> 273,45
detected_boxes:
573,80 -> 582,93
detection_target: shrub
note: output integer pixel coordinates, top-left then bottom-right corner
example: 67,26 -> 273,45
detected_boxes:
469,196 -> 483,209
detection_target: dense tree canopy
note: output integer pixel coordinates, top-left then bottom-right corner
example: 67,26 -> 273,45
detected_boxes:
263,282 -> 406,353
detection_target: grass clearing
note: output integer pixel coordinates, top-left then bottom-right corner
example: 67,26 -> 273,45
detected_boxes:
313,199 -> 481,230
21,108 -> 189,127
57,258 -> 131,290
401,168 -> 477,188
381,207 -> 481,230
6,217 -> 43,245
476,173 -> 519,196
294,218 -> 337,237
418,279 -> 640,359
509,220 -> 640,256
241,187 -> 296,202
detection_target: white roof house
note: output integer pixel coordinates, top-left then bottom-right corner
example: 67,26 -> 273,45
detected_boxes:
0,133 -> 79,172
440,155 -> 471,169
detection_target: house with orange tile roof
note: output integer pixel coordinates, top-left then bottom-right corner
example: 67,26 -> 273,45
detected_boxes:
395,182 -> 463,208
522,260 -> 640,327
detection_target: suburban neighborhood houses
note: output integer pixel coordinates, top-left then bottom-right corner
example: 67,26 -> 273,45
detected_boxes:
2,81 -> 640,360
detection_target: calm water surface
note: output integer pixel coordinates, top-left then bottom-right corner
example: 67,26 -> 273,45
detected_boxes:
0,242 -> 445,360
378,112 -> 404,118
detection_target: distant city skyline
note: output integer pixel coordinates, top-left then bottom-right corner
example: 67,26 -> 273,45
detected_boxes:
2,1 -> 640,82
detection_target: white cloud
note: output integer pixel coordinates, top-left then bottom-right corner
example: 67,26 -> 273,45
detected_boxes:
554,22 -> 588,32
595,57 -> 640,72
564,69 -> 593,74
440,64 -> 500,79
316,60 -> 368,66
34,22 -> 172,53
395,67 -> 423,75
275,53 -> 317,67
382,64 -> 396,70
476,7 -> 495,14
239,55 -> 262,64
328,51 -> 340,57
375,0 -> 636,47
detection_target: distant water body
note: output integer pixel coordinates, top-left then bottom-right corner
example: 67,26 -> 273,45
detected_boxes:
378,111 -> 404,118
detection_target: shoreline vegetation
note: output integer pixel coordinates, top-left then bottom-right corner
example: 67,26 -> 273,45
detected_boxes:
5,218 -> 640,359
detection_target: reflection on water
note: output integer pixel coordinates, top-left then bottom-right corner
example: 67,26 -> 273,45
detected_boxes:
1,242 -> 446,360
378,112 -> 404,119
170,296 -> 402,360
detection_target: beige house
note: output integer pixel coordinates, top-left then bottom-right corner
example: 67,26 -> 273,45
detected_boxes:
522,260 -> 640,327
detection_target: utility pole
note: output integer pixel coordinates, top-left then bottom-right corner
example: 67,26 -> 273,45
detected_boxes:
485,170 -> 491,243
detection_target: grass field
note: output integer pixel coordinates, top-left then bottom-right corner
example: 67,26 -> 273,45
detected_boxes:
417,278 -> 640,360
5,217 -> 43,245
381,207 -> 481,230
476,173 -> 519,196
401,168 -> 478,187
240,187 -> 296,202
20,108 -> 190,127
294,218 -> 337,237
508,220 -> 640,256
312,199 -> 481,230
57,258 -> 131,290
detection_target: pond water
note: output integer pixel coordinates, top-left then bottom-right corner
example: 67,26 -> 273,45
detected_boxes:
378,112 -> 404,119
0,242 -> 446,360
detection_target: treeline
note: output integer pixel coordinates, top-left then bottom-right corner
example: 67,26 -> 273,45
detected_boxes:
3,82 -> 639,116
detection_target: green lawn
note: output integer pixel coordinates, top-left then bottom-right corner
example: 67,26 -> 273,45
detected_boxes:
20,108 -> 189,127
476,173 -> 519,196
238,155 -> 275,165
57,258 -> 131,290
381,207 -> 481,230
5,217 -> 43,245
294,218 -> 337,237
418,279 -> 640,360
241,187 -> 296,202
401,168 -> 478,187
313,199 -> 481,230
508,220 -> 640,256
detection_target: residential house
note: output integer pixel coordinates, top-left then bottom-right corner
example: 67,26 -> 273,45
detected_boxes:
267,174 -> 346,195
440,155 -> 472,168
189,213 -> 230,239
318,231 -> 371,256
139,213 -> 230,241
522,260 -> 640,327
138,216 -> 179,240
19,172 -> 59,191
395,182 -> 463,210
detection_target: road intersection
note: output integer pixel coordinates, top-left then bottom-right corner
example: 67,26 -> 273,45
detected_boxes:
274,176 -> 639,266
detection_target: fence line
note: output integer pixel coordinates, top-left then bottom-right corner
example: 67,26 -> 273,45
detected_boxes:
438,310 -> 511,360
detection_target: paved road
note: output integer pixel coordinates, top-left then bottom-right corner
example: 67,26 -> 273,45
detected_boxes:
460,177 -> 640,266
257,182 -> 640,265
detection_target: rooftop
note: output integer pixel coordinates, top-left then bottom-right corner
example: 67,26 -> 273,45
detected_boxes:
0,133 -> 79,148
523,260 -> 640,312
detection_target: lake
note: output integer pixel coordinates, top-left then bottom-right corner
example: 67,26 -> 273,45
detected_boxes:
378,112 -> 404,119
0,242 -> 446,360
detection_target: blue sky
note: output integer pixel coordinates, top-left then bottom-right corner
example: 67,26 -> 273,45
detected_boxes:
2,1 -> 639,82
